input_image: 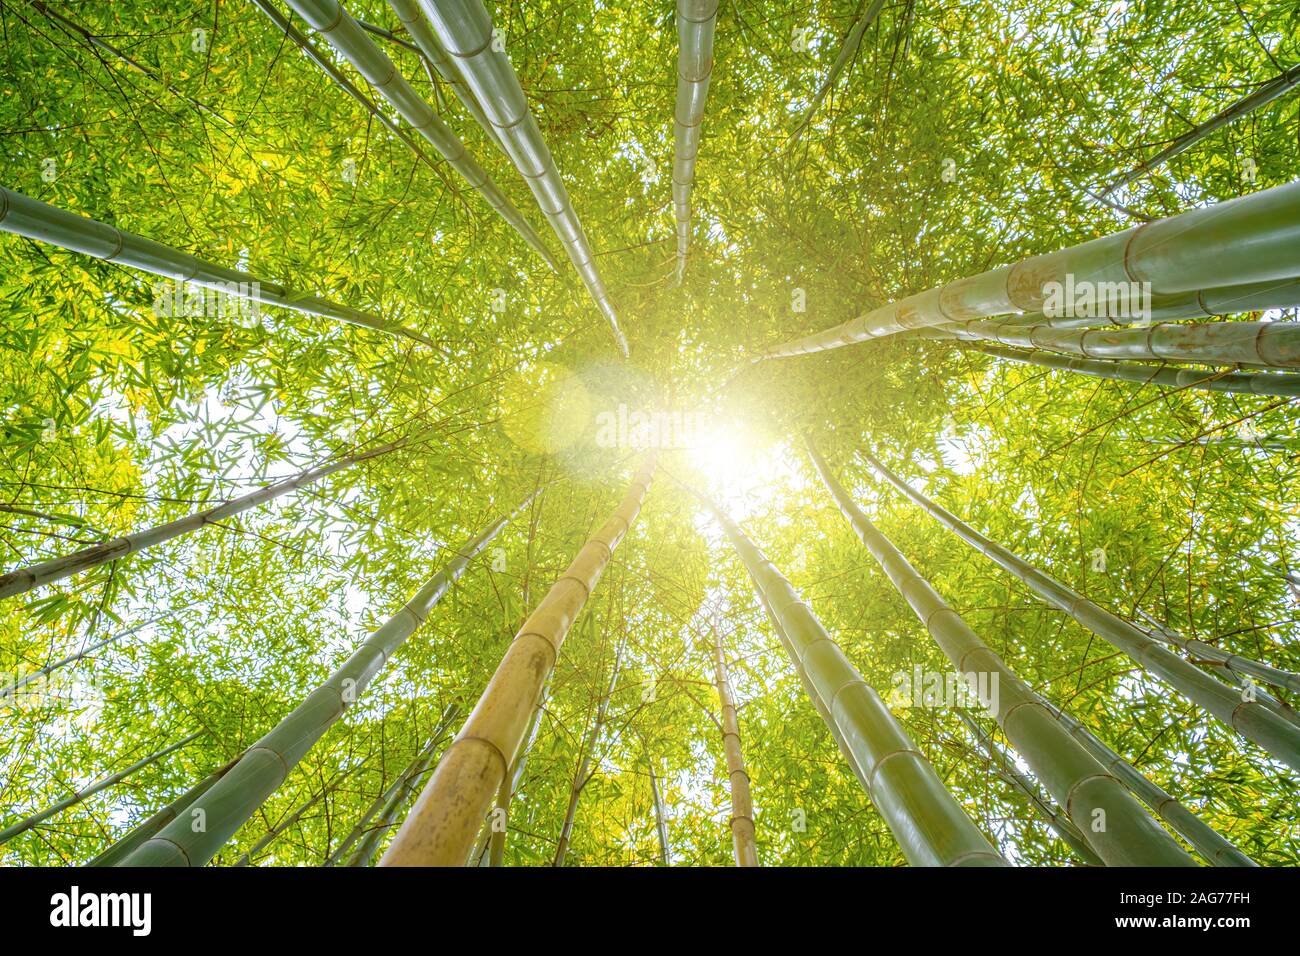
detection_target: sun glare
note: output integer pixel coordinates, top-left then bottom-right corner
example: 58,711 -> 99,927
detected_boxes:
685,418 -> 808,522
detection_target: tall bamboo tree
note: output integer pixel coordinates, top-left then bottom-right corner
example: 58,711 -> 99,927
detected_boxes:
862,451 -> 1300,771
416,0 -> 630,356
116,495 -> 534,866
757,180 -> 1300,359
281,0 -> 557,269
807,440 -> 1196,865
0,420 -> 449,600
0,187 -> 437,346
964,343 -> 1300,400
380,457 -> 656,865
711,622 -> 759,866
672,0 -> 719,284
0,731 -> 203,846
700,495 -> 1008,867
1037,701 -> 1257,867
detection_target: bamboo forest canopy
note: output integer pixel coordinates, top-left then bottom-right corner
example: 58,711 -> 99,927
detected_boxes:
1,0 -> 1298,868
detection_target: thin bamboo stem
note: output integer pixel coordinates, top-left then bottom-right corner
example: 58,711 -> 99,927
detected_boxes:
862,451 -> 1300,772
758,180 -> 1300,358
672,0 -> 719,284
699,493 -> 1008,867
380,457 -> 656,866
1101,63 -> 1300,196
0,422 -> 441,600
0,187 -> 437,346
117,496 -> 533,866
0,731 -> 203,845
807,439 -> 1195,866
0,616 -> 160,698
417,0 -> 629,356
1037,701 -> 1257,867
649,756 -> 670,865
89,757 -> 239,867
282,0 -> 557,268
785,0 -> 886,149
965,342 -> 1300,399
234,773 -> 347,866
712,624 -> 759,866
958,714 -> 1103,866
324,704 -> 458,866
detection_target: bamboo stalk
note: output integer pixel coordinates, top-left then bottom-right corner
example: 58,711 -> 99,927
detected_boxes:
965,342 -> 1300,399
0,731 -> 203,846
380,457 -> 656,866
862,451 -> 1300,771
89,757 -> 239,867
672,0 -> 719,284
251,0 -> 447,176
807,440 -> 1196,866
785,0 -> 886,149
958,714 -> 1103,866
344,745 -> 444,867
758,180 -> 1300,358
385,0 -> 507,156
1037,701 -> 1258,867
0,187 -> 437,346
949,317 -> 1300,370
711,624 -> 759,866
552,636 -> 624,866
0,616 -> 160,699
0,422 -> 442,600
1101,63 -> 1300,196
235,773 -> 351,867
484,680 -> 549,866
417,0 -> 630,356
700,496 -> 1008,867
649,756 -> 670,865
117,497 -> 533,866
324,704 -> 458,866
281,0 -> 557,269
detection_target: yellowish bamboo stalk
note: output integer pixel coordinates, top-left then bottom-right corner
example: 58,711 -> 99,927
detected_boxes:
712,625 -> 759,867
380,457 -> 656,865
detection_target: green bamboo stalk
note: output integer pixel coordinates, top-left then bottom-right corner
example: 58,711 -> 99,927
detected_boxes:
807,440 -> 1195,865
344,722 -> 455,867
552,639 -> 624,866
0,422 -> 442,600
711,624 -> 759,866
117,495 -> 534,867
980,275 -> 1300,331
281,0 -> 557,269
958,714 -> 1104,867
758,180 -> 1300,358
950,317 -> 1300,370
1125,611 -> 1300,695
235,773 -> 351,866
385,0 -> 507,156
0,187 -> 436,346
417,0 -> 630,356
701,497 -> 1008,867
0,616 -> 159,699
0,731 -> 203,846
965,342 -> 1300,399
1101,63 -> 1300,196
88,757 -> 239,867
324,703 -> 459,866
785,0 -> 886,149
862,451 -> 1300,772
649,756 -> 670,865
1037,701 -> 1257,867
672,0 -> 719,284
251,0 -> 447,177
